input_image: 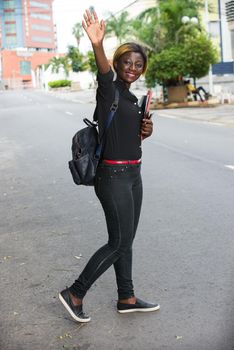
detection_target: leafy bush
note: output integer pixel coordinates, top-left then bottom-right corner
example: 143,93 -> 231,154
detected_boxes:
48,80 -> 71,88
146,45 -> 185,87
146,32 -> 219,87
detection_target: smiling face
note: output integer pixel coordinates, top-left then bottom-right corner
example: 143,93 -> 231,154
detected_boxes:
114,52 -> 145,88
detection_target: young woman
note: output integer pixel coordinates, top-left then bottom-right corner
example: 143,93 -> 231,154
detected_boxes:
59,9 -> 160,323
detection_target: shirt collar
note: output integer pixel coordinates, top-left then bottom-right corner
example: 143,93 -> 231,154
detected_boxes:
114,79 -> 138,102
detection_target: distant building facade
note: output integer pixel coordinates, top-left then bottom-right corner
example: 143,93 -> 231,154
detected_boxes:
208,0 -> 234,74
0,0 -> 57,88
225,0 -> 234,58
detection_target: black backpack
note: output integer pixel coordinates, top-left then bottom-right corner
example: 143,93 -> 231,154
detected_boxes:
68,89 -> 119,186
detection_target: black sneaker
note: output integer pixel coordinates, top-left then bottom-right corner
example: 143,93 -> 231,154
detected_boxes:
59,288 -> 91,323
117,298 -> 160,314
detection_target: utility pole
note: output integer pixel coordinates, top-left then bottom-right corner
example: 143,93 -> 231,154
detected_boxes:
218,0 -> 224,62
0,50 -> 2,87
205,0 -> 214,95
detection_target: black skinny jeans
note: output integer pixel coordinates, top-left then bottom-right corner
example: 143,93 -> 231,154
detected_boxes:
69,163 -> 142,300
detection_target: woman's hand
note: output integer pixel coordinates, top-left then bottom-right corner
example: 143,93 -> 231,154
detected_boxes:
141,113 -> 153,140
82,9 -> 105,46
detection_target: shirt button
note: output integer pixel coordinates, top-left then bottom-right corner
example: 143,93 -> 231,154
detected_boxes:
134,102 -> 137,105
138,111 -> 142,114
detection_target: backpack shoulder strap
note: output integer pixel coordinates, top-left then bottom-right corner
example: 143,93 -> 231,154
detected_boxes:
102,88 -> 119,132
95,88 -> 119,159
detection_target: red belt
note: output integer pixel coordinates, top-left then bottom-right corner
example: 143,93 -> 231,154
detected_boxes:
102,159 -> 141,165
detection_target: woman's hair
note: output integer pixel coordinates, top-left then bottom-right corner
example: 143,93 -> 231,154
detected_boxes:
113,42 -> 148,74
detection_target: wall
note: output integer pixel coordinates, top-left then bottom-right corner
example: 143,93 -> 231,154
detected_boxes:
1,50 -> 57,88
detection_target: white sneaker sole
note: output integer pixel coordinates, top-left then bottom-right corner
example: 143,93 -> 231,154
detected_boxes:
118,304 -> 160,314
59,293 -> 91,323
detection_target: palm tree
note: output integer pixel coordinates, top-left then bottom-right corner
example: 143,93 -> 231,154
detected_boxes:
49,56 -> 71,78
133,0 -> 203,52
72,22 -> 84,48
105,11 -> 131,44
132,7 -> 161,52
60,56 -> 72,78
158,0 -> 203,45
49,56 -> 62,74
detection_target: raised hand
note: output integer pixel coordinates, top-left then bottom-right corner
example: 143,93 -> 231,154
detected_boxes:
82,9 -> 105,45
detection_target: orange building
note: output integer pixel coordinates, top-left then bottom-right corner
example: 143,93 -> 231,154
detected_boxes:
0,0 -> 58,88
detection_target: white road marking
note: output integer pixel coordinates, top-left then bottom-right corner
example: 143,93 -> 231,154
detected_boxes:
151,139 -> 231,169
65,111 -> 73,115
202,121 -> 223,126
225,165 -> 234,170
157,113 -> 227,127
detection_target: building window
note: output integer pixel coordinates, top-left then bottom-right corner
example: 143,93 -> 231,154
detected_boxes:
20,61 -> 31,75
231,31 -> 234,59
3,1 -> 15,9
31,24 -> 52,32
5,35 -> 17,46
5,23 -> 16,33
30,1 -> 49,9
226,1 -> 234,23
4,13 -> 15,21
32,36 -> 52,43
30,13 -> 51,20
209,21 -> 220,38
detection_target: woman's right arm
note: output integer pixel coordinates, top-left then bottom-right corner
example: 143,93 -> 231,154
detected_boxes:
82,9 -> 110,75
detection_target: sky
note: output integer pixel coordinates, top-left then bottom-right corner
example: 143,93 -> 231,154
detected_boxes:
53,0 -> 135,53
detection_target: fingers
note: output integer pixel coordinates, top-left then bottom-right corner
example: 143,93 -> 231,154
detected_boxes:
93,9 -> 99,22
82,8 -> 105,44
83,9 -> 99,27
83,10 -> 91,27
100,19 -> 105,31
142,118 -> 153,125
144,112 -> 153,119
85,9 -> 92,21
83,11 -> 91,28
141,127 -> 152,134
141,118 -> 153,136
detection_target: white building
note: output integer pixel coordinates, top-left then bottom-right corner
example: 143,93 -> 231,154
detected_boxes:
209,0 -> 234,74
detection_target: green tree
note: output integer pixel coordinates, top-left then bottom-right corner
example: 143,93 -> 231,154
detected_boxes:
158,0 -> 203,45
49,56 -> 71,78
49,56 -> 62,74
182,32 -> 219,80
133,0 -> 204,52
146,45 -> 185,87
86,51 -> 97,76
105,11 -> 132,44
145,32 -> 218,87
132,7 -> 162,52
67,45 -> 86,72
72,22 -> 84,48
83,50 -> 98,86
132,0 -> 219,96
59,56 -> 71,78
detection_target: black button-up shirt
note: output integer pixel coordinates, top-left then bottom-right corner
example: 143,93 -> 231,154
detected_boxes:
93,68 -> 143,160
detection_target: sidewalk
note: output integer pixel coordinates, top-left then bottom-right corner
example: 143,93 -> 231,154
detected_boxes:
47,88 -> 234,128
155,104 -> 234,128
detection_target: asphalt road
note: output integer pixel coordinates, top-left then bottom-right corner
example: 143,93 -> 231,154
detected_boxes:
0,90 -> 234,350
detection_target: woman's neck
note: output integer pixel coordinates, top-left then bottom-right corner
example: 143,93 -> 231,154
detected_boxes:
117,77 -> 130,89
